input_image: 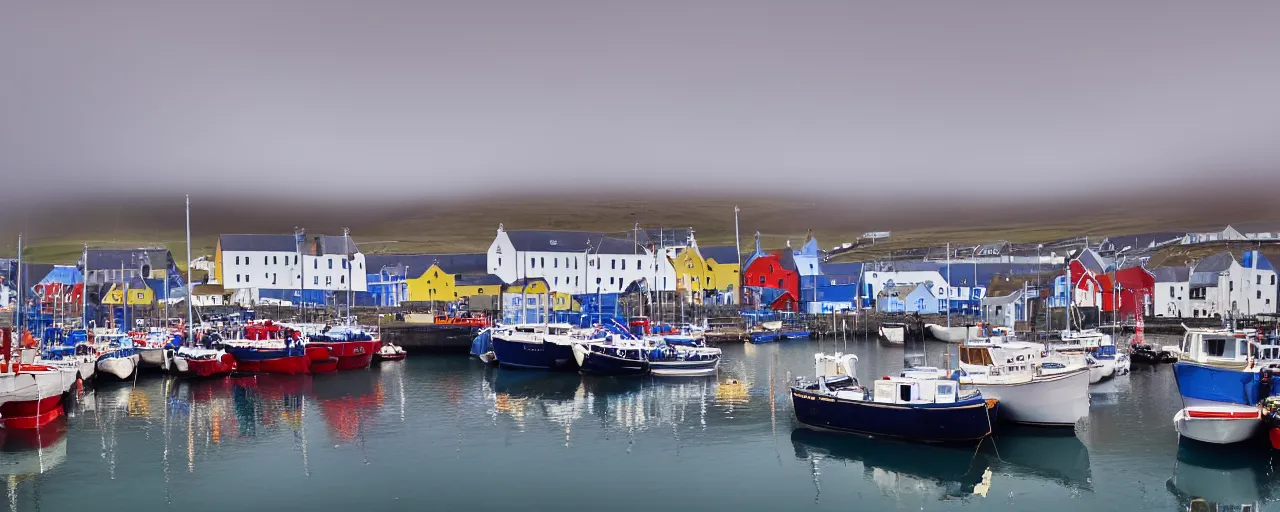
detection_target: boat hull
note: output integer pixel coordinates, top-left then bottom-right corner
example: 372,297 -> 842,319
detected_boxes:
96,355 -> 140,381
749,332 -> 780,344
307,340 -> 379,371
926,324 -> 979,343
878,326 -> 905,344
491,336 -> 578,371
791,388 -> 997,442
1172,362 -> 1261,408
573,345 -> 649,376
165,351 -> 237,378
137,347 -> 166,367
650,358 -> 719,377
1174,406 -> 1261,445
780,331 -> 811,341
971,369 -> 1090,426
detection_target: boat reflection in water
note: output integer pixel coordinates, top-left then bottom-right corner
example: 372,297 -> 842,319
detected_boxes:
0,417 -> 68,509
312,370 -> 384,444
790,424 -> 1093,503
1167,442 -> 1277,511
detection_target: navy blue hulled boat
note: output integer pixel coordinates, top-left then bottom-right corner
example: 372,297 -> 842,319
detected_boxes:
781,330 -> 812,341
750,331 -> 780,344
791,353 -> 999,442
647,338 -> 721,377
572,342 -> 650,376
490,324 -> 581,371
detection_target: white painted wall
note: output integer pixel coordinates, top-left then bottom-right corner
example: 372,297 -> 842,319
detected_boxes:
221,250 -> 366,292
485,230 -> 678,295
1154,281 -> 1189,317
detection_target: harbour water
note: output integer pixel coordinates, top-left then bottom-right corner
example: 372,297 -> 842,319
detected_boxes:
4,335 -> 1277,511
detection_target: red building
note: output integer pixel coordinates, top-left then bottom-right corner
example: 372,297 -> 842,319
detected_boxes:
741,236 -> 800,311
1096,266 -> 1155,318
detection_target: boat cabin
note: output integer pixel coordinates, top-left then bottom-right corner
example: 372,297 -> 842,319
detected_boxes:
872,378 -> 959,405
959,341 -> 1044,375
1180,328 -> 1254,365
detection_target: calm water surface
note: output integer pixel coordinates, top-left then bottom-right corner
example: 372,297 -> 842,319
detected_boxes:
3,335 -> 1278,511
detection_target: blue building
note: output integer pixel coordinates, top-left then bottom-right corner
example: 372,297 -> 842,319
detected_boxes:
876,283 -> 939,314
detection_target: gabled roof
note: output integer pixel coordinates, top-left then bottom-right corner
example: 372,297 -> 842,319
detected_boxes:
878,284 -> 920,298
1074,249 -> 1110,274
698,246 -> 742,265
86,248 -> 172,272
365,253 -> 488,279
1150,266 -> 1190,283
1192,252 -> 1236,274
39,266 -> 83,285
981,289 -> 1023,307
312,235 -> 360,256
219,234 -> 298,253
1229,221 -> 1280,235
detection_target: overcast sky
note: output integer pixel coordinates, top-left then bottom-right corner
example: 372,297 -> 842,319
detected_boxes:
3,1 -> 1280,202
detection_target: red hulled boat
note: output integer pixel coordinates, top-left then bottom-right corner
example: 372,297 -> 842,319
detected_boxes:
221,321 -> 311,375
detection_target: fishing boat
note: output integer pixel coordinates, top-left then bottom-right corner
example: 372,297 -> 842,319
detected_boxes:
132,329 -> 177,368
748,321 -> 782,344
94,330 -> 140,381
376,343 -> 407,362
646,337 -> 721,377
926,323 -> 982,343
1052,330 -> 1116,382
1169,326 -> 1277,445
951,339 -> 1090,426
161,346 -> 236,378
0,337 -> 75,429
490,324 -> 582,371
221,321 -> 314,375
572,339 -> 650,376
878,323 -> 906,344
39,327 -> 96,382
307,325 -> 380,371
779,329 -> 812,340
791,352 -> 999,442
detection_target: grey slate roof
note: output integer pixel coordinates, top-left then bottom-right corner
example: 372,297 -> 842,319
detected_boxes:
698,246 -> 742,265
219,234 -> 298,253
505,230 -> 643,255
1150,266 -> 1190,283
1075,249 -> 1110,274
878,284 -> 919,298
86,248 -> 172,272
365,253 -> 488,279
314,235 -> 360,256
1192,252 -> 1236,274
455,274 -> 507,286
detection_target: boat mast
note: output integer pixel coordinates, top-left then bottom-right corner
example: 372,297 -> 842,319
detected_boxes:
344,227 -> 352,324
734,206 -> 741,306
83,243 -> 89,329
946,242 -> 951,328
296,227 -> 305,324
15,233 -> 22,339
185,195 -> 193,346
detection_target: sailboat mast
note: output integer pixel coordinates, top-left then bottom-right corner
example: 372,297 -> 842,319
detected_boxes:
946,242 -> 951,328
344,227 -> 352,323
15,233 -> 22,337
185,195 -> 194,346
83,243 -> 89,329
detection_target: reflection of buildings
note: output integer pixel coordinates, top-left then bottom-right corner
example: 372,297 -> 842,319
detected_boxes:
313,371 -> 384,443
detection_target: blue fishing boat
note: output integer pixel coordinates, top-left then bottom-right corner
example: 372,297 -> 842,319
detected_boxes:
1170,326 -> 1280,445
791,353 -> 999,442
490,324 -> 581,371
750,331 -> 780,344
572,341 -> 649,376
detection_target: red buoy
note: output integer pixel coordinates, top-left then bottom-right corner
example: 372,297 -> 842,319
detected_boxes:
1269,428 -> 1280,450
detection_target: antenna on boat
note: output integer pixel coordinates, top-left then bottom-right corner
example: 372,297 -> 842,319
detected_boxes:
186,195 -> 193,349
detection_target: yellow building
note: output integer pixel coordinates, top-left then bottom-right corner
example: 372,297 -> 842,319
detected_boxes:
101,281 -> 155,306
405,264 -> 455,302
454,274 -> 507,299
700,246 -> 742,305
669,244 -> 740,304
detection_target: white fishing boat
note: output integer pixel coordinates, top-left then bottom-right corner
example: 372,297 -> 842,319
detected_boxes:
926,323 -> 982,343
646,336 -> 721,377
93,331 -> 140,381
953,339 -> 1091,426
1052,329 -> 1116,382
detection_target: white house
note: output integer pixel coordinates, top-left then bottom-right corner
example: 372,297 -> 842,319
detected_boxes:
217,233 -> 367,304
1151,266 -> 1190,318
486,226 -> 677,295
1187,251 -> 1277,318
861,270 -> 950,311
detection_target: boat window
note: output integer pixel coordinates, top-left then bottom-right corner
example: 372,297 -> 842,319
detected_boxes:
937,383 -> 954,396
899,384 -> 912,402
1204,337 -> 1227,357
